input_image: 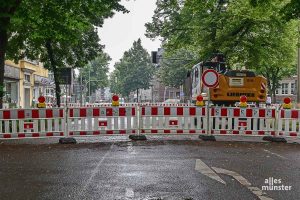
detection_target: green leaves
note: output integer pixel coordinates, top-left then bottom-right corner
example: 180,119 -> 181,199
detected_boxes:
110,39 -> 155,97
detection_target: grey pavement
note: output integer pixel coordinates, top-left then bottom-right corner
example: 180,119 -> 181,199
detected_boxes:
0,136 -> 299,200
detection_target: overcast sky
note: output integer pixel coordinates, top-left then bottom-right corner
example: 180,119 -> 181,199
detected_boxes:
97,0 -> 161,72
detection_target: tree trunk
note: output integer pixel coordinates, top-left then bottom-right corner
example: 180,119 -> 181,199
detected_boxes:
0,22 -> 8,109
45,40 -> 61,107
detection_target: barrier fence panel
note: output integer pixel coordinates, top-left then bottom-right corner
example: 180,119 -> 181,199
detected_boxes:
140,106 -> 207,134
67,106 -> 138,136
1,106 -> 300,140
210,107 -> 276,136
278,110 -> 300,137
0,108 -> 65,139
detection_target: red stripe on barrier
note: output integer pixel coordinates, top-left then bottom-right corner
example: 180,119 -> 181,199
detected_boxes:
164,130 -> 171,133
202,107 -> 206,115
80,131 -> 86,135
290,133 -> 297,136
259,109 -> 265,117
119,108 -> 126,116
106,108 -> 113,116
164,107 -> 170,115
46,109 -> 53,118
142,107 -> 145,116
93,108 -> 100,117
3,111 -> 10,119
220,130 -> 227,134
60,109 -> 64,117
3,134 -> 11,138
152,107 -> 158,115
46,133 -> 53,137
258,131 -> 265,135
221,108 -> 227,116
18,110 -> 25,119
32,133 -> 39,137
60,132 -> 64,136
291,110 -> 298,118
132,130 -> 136,133
80,109 -> 86,117
189,107 -> 196,115
272,110 -> 275,118
233,131 -> 239,134
32,110 -> 39,118
132,108 -> 136,116
280,110 -> 284,118
177,107 -> 183,116
69,132 -> 74,135
189,130 -> 196,134
245,131 -> 252,135
271,131 -> 275,136
141,129 -> 145,133
233,108 -> 239,117
106,130 -> 113,134
70,109 -> 74,117
151,130 -> 158,133
246,109 -> 252,117
93,131 -> 100,135
120,130 -> 126,134
18,133 -> 25,138
177,130 -> 183,133
210,108 -> 215,116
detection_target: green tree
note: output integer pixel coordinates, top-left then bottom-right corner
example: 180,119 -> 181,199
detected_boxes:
115,39 -> 154,101
158,49 -> 198,88
80,53 -> 110,98
109,69 -> 122,95
146,0 -> 297,101
1,0 -> 127,107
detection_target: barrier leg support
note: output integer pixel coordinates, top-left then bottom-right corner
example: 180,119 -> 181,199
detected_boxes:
199,135 -> 216,141
129,135 -> 147,141
262,136 -> 287,143
59,137 -> 77,144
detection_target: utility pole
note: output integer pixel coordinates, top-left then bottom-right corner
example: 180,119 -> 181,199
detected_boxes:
297,23 -> 300,104
88,67 -> 91,103
80,69 -> 83,106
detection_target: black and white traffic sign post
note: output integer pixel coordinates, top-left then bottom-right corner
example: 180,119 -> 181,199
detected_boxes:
200,69 -> 219,141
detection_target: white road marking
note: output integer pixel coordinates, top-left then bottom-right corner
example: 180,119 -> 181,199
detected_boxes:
212,167 -> 273,200
79,143 -> 114,196
263,149 -> 286,159
195,159 -> 226,184
125,188 -> 134,198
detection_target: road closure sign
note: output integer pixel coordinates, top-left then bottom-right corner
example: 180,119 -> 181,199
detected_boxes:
201,69 -> 219,88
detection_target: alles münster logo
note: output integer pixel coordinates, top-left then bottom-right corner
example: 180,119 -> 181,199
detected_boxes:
262,177 -> 292,191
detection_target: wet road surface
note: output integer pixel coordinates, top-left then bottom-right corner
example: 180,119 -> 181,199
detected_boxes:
0,137 -> 299,200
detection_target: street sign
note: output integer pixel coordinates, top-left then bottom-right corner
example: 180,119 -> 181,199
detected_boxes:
201,69 -> 219,88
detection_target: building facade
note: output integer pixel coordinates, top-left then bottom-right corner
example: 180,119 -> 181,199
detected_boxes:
4,60 -> 50,108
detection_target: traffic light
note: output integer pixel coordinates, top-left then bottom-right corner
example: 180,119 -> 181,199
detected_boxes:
151,51 -> 158,63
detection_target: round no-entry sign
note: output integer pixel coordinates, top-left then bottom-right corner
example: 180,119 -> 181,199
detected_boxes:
201,69 -> 219,88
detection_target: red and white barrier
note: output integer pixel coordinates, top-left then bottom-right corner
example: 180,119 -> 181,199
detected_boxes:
0,108 -> 65,139
210,107 -> 276,136
1,106 -> 299,140
278,110 -> 300,137
67,106 -> 138,136
140,106 -> 207,134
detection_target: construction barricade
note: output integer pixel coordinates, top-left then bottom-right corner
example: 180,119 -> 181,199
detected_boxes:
0,108 -> 65,139
140,106 -> 207,134
278,109 -> 300,137
210,107 -> 276,136
67,106 -> 138,136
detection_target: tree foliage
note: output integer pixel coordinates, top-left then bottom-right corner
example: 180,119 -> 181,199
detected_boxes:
158,49 -> 198,87
80,53 -> 111,97
112,39 -> 154,98
146,0 -> 298,100
0,0 -> 127,107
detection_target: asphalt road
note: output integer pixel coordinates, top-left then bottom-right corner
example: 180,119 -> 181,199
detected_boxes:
0,137 -> 299,200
